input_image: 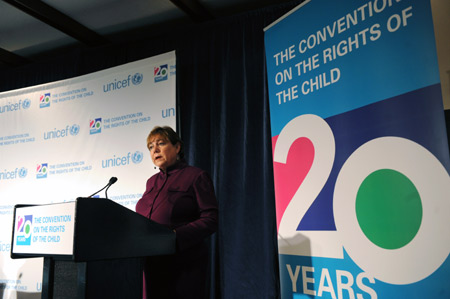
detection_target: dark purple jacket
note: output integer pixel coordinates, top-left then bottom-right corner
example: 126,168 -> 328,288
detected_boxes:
136,161 -> 218,298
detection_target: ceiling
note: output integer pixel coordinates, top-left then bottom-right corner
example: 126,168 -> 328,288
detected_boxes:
0,0 -> 294,71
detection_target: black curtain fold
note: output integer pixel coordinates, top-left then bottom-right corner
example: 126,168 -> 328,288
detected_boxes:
0,1 -> 304,298
177,13 -> 277,298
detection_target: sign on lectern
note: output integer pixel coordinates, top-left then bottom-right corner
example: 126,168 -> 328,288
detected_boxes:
12,202 -> 76,256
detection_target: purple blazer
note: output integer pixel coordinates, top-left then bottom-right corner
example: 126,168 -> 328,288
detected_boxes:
136,160 -> 218,298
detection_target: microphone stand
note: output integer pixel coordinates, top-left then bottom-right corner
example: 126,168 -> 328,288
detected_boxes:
87,177 -> 118,199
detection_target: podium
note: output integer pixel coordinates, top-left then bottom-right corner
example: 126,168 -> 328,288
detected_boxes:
10,198 -> 176,299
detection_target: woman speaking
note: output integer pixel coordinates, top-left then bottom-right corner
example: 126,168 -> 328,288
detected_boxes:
136,126 -> 218,299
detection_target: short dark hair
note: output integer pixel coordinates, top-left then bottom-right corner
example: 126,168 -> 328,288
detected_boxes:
147,126 -> 184,159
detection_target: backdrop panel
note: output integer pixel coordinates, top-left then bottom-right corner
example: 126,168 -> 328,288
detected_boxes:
0,51 -> 176,296
265,0 -> 450,298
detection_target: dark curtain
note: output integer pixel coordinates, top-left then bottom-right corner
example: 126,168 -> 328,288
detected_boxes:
176,12 -> 283,299
0,2 -> 303,298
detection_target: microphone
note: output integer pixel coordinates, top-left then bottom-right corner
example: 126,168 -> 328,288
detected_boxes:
87,177 -> 118,199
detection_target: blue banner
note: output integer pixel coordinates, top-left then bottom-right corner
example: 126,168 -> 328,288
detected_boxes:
265,0 -> 450,297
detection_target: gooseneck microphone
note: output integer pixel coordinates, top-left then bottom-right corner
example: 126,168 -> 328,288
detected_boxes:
87,177 -> 118,199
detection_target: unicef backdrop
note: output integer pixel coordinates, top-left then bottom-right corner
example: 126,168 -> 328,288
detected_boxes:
0,51 -> 176,297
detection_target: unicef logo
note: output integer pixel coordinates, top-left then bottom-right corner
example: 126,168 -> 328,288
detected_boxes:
22,99 -> 31,109
70,124 -> 80,136
19,167 -> 28,178
132,151 -> 144,164
132,73 -> 143,85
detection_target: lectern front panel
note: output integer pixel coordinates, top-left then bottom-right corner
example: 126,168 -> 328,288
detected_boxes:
11,202 -> 76,257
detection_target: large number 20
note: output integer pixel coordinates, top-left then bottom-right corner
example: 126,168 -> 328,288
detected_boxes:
274,114 -> 450,284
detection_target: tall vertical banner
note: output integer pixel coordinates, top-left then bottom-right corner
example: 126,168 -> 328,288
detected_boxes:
0,51 -> 176,297
265,0 -> 450,298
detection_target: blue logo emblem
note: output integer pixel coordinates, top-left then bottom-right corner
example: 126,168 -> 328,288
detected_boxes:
16,215 -> 32,246
22,99 -> 31,109
132,73 -> 143,85
39,93 -> 51,108
19,167 -> 28,178
36,163 -> 48,179
90,118 -> 102,134
70,124 -> 80,136
154,65 -> 168,82
132,151 -> 144,164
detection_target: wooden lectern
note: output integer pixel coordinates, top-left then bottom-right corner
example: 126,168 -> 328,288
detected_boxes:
11,198 -> 175,299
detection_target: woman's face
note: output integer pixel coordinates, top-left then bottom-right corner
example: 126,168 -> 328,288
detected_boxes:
148,134 -> 180,171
